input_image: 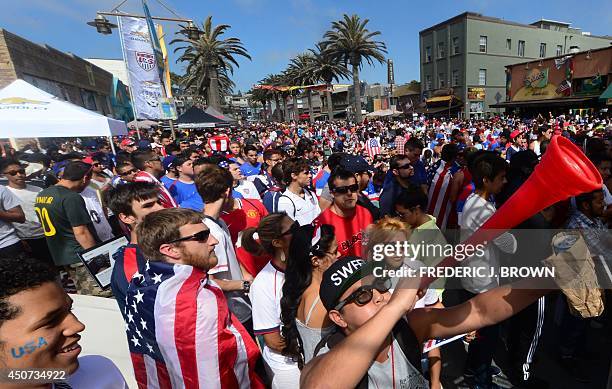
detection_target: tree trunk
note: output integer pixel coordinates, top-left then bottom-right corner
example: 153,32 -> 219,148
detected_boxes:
326,84 -> 334,121
282,95 -> 289,122
208,65 -> 221,111
351,59 -> 362,123
293,91 -> 299,121
307,89 -> 315,124
274,93 -> 282,121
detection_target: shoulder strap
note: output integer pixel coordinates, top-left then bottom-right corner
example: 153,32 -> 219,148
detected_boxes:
304,296 -> 321,326
392,319 -> 424,374
278,193 -> 297,218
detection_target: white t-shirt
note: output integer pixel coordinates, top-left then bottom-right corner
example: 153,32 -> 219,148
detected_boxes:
460,193 -> 516,294
250,261 -> 299,371
204,216 -> 252,323
6,185 -> 44,239
235,180 -> 262,200
277,188 -> 321,226
54,355 -> 128,388
0,186 -> 21,248
80,187 -> 114,242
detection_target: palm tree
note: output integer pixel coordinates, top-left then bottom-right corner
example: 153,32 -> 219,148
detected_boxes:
285,53 -> 318,123
262,73 -> 284,121
171,15 -> 251,110
307,42 -> 350,121
322,14 -> 387,123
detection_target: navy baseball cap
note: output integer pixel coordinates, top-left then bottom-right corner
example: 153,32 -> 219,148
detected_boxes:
339,154 -> 373,174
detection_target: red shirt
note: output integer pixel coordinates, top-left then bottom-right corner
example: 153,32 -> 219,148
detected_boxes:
221,199 -> 269,276
315,204 -> 373,258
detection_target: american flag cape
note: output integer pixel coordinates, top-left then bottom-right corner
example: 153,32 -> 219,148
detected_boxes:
123,260 -> 264,389
133,171 -> 178,209
426,160 -> 461,230
364,138 -> 382,159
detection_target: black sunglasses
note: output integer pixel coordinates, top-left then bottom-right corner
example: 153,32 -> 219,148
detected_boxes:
396,164 -> 413,170
332,183 -> 359,194
280,220 -> 300,236
4,169 -> 25,176
119,168 -> 137,176
334,278 -> 391,311
167,229 -> 211,244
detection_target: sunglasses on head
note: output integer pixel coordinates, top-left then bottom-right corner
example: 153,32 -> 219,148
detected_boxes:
280,220 -> 300,236
4,169 -> 25,176
332,183 -> 359,194
334,277 -> 391,311
167,229 -> 211,244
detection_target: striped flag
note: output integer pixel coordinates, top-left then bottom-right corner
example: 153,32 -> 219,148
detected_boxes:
364,138 -> 381,159
208,134 -> 230,153
423,333 -> 465,353
427,160 -> 461,230
123,260 -> 264,388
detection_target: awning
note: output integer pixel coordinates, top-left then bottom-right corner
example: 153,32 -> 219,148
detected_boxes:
0,79 -> 128,138
490,96 -> 597,108
599,83 -> 612,101
426,95 -> 452,103
415,104 -> 462,114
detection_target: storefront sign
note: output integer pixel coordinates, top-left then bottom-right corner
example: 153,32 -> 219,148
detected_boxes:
468,87 -> 485,100
469,101 -> 484,112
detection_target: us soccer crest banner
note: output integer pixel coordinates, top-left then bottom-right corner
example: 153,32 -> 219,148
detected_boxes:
119,16 -> 164,119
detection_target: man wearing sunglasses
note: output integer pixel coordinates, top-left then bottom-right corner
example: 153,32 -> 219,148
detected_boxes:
315,168 -> 373,258
131,150 -> 178,208
130,208 -> 264,388
379,154 -> 416,217
1,159 -> 47,261
301,256 -> 553,389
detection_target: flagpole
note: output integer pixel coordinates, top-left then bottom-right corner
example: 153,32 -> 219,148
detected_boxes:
118,17 -> 142,140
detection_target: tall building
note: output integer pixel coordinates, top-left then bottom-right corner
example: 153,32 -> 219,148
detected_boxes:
419,12 -> 611,117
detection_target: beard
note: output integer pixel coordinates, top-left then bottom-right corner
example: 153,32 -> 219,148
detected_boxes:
180,246 -> 217,271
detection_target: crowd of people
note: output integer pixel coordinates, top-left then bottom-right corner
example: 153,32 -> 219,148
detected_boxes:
0,112 -> 610,389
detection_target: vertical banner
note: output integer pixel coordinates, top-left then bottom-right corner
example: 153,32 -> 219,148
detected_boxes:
156,24 -> 172,97
118,16 -> 164,119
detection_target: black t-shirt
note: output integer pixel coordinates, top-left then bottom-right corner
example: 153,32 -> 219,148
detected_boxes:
35,185 -> 97,266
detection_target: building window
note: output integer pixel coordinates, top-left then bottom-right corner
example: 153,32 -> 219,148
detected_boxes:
478,69 -> 487,86
452,70 -> 459,86
539,43 -> 547,58
438,73 -> 445,88
518,40 -> 525,57
452,37 -> 459,55
506,39 -> 512,50
479,36 -> 487,53
425,46 -> 432,63
437,42 -> 445,58
425,75 -> 432,90
556,45 -> 563,56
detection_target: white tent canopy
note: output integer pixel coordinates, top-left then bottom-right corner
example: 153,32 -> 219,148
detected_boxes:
0,79 -> 127,138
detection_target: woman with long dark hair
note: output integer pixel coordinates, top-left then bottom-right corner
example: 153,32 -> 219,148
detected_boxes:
280,223 -> 338,369
243,212 -> 301,388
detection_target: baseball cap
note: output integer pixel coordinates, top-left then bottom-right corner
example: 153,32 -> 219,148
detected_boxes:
121,138 -> 135,147
137,139 -> 152,150
339,154 -> 373,173
162,155 -> 176,171
510,130 -> 522,140
319,257 -> 376,311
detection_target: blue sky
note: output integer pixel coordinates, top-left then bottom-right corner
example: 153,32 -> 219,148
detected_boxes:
1,0 -> 610,93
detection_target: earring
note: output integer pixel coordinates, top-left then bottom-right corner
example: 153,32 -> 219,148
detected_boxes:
280,251 -> 286,263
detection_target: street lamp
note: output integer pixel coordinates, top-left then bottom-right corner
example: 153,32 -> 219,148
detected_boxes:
179,21 -> 201,40
87,14 -> 117,35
